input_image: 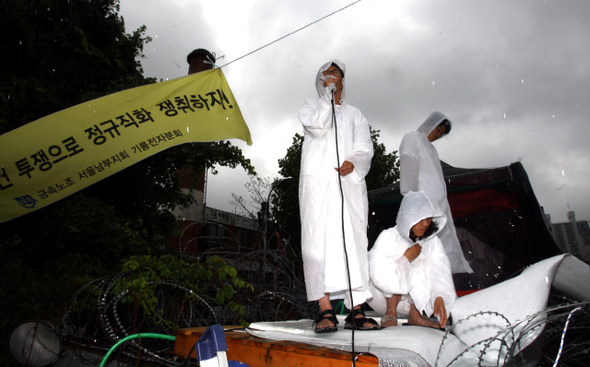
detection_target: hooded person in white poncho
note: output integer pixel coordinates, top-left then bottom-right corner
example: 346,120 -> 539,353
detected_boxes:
399,112 -> 473,274
299,60 -> 377,332
368,191 -> 456,329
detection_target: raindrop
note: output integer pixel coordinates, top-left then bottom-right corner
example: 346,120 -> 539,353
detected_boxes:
503,113 -> 507,119
521,79 -> 525,83
432,81 -> 436,86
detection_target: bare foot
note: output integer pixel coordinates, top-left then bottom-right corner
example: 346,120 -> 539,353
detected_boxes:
406,304 -> 445,329
381,314 -> 398,328
408,313 -> 443,329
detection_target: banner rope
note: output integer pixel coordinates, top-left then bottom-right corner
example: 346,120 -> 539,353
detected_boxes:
219,0 -> 363,68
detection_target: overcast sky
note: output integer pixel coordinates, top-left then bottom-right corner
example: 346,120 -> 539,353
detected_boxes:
119,0 -> 590,223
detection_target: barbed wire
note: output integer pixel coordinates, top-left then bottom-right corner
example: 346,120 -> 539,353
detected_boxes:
61,224 -> 590,366
61,222 -> 309,365
435,301 -> 590,367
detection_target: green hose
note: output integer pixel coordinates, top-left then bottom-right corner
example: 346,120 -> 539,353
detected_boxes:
99,333 -> 176,367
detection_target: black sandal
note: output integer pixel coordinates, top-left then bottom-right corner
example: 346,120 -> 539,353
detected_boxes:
344,308 -> 380,330
313,309 -> 339,333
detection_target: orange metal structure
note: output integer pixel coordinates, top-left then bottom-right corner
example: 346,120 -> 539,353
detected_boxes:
174,327 -> 379,367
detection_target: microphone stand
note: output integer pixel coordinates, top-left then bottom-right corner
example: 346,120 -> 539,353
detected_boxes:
330,86 -> 357,367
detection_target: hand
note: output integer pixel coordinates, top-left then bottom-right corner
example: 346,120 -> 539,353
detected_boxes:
403,243 -> 422,262
336,160 -> 354,176
433,297 -> 447,328
323,75 -> 336,88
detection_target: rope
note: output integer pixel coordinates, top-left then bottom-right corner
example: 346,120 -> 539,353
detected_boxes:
219,0 -> 363,68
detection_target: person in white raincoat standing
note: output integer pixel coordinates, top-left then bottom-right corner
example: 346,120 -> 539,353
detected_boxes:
299,60 -> 378,332
368,191 -> 456,329
399,112 -> 473,274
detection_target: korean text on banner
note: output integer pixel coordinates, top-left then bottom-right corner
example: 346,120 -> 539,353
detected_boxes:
0,68 -> 252,223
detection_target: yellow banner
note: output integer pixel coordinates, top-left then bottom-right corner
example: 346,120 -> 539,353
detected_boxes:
0,69 -> 252,223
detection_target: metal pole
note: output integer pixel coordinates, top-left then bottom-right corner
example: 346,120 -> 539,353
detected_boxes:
261,201 -> 269,252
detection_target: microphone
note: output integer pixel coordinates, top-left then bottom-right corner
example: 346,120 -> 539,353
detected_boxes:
322,74 -> 336,94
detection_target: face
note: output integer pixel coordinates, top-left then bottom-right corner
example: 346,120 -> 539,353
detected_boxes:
322,65 -> 344,91
427,125 -> 446,142
411,218 -> 432,238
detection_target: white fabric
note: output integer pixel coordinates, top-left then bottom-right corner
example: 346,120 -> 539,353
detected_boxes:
298,60 -> 374,308
368,191 -> 456,318
399,111 -> 473,273
450,254 -> 570,365
247,317 -> 456,367
245,254 -> 590,366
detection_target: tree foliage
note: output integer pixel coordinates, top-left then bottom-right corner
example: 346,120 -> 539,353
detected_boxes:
366,127 -> 401,190
115,254 -> 253,329
273,127 -> 400,247
0,0 -> 153,134
274,134 -> 305,245
0,1 -> 253,363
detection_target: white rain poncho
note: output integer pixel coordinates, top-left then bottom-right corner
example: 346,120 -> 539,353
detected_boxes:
399,111 -> 473,273
298,60 -> 374,308
368,191 -> 456,318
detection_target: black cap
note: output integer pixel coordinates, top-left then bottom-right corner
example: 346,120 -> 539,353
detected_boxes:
187,48 -> 214,64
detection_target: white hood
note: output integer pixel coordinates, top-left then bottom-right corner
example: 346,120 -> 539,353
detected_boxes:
314,59 -> 346,101
416,111 -> 451,137
395,191 -> 447,244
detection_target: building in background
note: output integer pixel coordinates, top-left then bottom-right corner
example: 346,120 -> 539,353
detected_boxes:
170,165 -> 260,259
168,48 -> 261,258
549,211 -> 590,262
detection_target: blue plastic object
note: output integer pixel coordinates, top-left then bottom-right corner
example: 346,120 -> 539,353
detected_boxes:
195,325 -> 250,367
196,324 -> 228,362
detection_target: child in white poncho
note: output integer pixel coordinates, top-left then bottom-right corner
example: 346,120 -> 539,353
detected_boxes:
368,191 -> 456,329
